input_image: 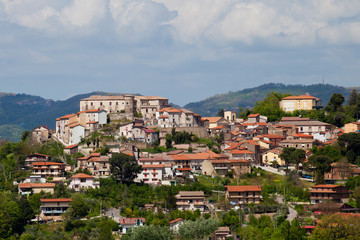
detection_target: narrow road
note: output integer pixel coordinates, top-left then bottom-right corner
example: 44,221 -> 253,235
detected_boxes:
105,208 -> 122,223
255,165 -> 314,182
275,194 -> 297,222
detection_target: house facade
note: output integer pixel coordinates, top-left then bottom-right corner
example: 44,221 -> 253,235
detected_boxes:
175,191 -> 206,211
69,173 -> 100,191
225,185 -> 262,205
18,183 -> 55,195
119,218 -> 146,234
279,95 -> 322,112
40,198 -> 72,221
310,185 -> 351,204
31,162 -> 65,178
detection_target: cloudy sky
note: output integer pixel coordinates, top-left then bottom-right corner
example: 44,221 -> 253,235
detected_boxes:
0,0 -> 360,106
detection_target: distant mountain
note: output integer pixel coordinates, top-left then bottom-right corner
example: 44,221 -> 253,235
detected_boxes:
0,91 -> 139,142
184,83 -> 353,116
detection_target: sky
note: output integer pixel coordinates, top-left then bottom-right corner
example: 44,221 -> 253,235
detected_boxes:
0,0 -> 360,106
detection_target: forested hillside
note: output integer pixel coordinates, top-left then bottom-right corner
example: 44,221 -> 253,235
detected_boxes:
184,83 -> 352,116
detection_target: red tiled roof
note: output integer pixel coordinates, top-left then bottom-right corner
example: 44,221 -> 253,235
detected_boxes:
171,154 -> 191,160
32,162 -> 65,166
142,164 -> 165,168
120,218 -> 146,225
144,128 -> 157,133
64,144 -> 78,149
177,168 -> 192,171
158,115 -> 168,118
59,114 -> 76,119
19,183 -> 55,188
211,125 -> 225,130
292,133 -> 314,138
158,107 -> 182,113
87,121 -> 98,124
71,173 -> 93,179
263,134 -> 286,139
230,149 -> 254,154
282,95 -> 318,100
40,198 -> 72,203
170,218 -> 183,224
225,185 -> 261,192
248,113 -> 260,118
86,109 -> 102,113
201,117 -> 222,123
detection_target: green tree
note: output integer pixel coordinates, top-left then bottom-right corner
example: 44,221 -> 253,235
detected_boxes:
252,92 -> 289,122
325,93 -> 345,113
217,109 -> 225,117
311,214 -> 360,240
122,225 -> 174,240
178,218 -> 219,240
338,133 -> 360,164
306,155 -> 333,184
69,194 -> 90,218
0,192 -> 21,238
348,89 -> 358,106
109,153 -> 142,184
165,134 -> 173,149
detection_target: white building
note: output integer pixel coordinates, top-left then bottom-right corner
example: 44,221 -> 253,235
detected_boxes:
175,191 -> 206,212
119,218 -> 146,234
69,123 -> 85,145
69,173 -> 100,191
137,164 -> 172,185
156,107 -> 202,128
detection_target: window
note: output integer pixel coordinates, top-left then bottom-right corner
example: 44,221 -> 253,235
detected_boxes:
81,179 -> 86,182
110,102 -> 112,105
100,102 -> 102,106
91,102 -> 93,106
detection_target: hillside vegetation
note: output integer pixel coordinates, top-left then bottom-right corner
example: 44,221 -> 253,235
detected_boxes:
184,83 -> 351,116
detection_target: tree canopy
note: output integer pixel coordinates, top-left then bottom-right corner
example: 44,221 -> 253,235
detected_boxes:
109,153 -> 142,184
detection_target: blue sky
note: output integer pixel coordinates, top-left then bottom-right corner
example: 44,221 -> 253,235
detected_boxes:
0,0 -> 360,106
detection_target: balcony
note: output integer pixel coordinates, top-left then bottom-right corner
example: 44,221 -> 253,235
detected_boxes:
214,167 -> 229,170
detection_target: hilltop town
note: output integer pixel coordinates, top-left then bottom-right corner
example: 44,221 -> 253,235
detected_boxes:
1,90 -> 360,239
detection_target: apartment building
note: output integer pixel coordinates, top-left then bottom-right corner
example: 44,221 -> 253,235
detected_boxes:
279,95 -> 322,112
310,185 -> 351,204
156,107 -> 202,128
18,183 -> 55,195
31,162 -> 65,178
225,185 -> 262,205
77,153 -> 110,177
175,191 -> 206,211
69,173 -> 100,191
40,198 -> 72,221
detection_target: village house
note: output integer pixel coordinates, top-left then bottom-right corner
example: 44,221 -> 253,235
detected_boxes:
40,198 -> 72,221
119,120 -> 159,144
243,113 -> 268,123
344,121 -> 360,133
228,149 -> 255,162
262,134 -> 286,147
25,153 -> 51,167
64,144 -> 78,155
202,159 -> 251,177
175,191 -> 206,211
310,185 -> 351,204
119,218 -> 146,234
262,149 -> 284,166
155,107 -> 202,128
202,160 -> 231,177
279,118 -> 331,136
31,162 -> 65,178
214,226 -> 232,240
169,218 -> 184,232
279,137 -> 316,150
325,162 -> 360,180
69,173 -> 100,191
279,95 -> 322,112
32,124 -> 51,143
202,117 -> 228,129
137,164 -> 172,185
225,185 -> 262,205
18,183 -> 55,196
77,153 -> 111,177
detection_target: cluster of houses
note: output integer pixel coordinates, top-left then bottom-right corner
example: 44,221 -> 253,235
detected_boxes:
25,93 -> 360,237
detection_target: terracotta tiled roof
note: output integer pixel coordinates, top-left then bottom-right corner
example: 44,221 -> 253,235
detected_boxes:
119,218 -> 146,225
225,185 -> 261,192
229,150 -> 254,154
170,218 -> 183,224
19,183 -> 55,188
292,133 -> 314,138
32,162 -> 65,166
211,125 -> 225,130
171,154 -> 191,160
282,95 -> 318,100
64,144 -> 78,149
248,113 -> 260,118
177,168 -> 192,171
87,121 -> 98,124
158,115 -> 168,118
86,109 -> 102,113
263,134 -> 286,139
40,198 -> 72,203
185,152 -> 214,160
201,117 -> 222,123
142,164 -> 165,168
158,107 -> 182,113
71,173 -> 94,179
59,114 -> 76,119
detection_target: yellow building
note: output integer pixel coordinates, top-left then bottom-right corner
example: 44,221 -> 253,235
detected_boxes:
262,149 -> 284,166
279,95 -> 322,112
344,122 -> 360,133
